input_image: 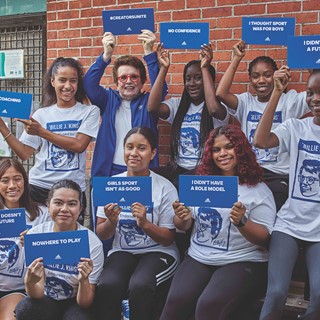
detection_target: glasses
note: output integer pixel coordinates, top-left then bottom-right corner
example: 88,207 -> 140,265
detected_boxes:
117,74 -> 140,83
298,174 -> 320,184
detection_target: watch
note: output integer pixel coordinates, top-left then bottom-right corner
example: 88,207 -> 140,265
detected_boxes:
235,215 -> 247,228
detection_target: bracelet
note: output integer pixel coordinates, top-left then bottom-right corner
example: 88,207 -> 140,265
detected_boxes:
3,132 -> 12,141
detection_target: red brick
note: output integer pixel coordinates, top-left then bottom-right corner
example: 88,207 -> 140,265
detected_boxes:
217,17 -> 242,29
172,9 -> 201,21
58,10 -> 79,20
302,24 -> 320,35
69,19 -> 92,29
47,1 -> 68,11
57,48 -> 81,57
58,29 -> 81,39
81,28 -> 102,37
69,1 -> 92,9
267,2 -> 301,14
69,38 -> 92,48
92,0 -> 117,6
47,40 -> 68,49
203,7 -> 232,19
47,21 -> 68,31
235,4 -> 265,16
303,0 -> 320,11
158,0 -> 185,11
81,8 -> 103,18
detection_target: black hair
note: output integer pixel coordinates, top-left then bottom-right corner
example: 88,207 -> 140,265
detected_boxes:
42,57 -> 88,107
123,127 -> 157,151
170,60 -> 215,167
0,159 -> 41,220
47,179 -> 83,207
248,56 -> 278,75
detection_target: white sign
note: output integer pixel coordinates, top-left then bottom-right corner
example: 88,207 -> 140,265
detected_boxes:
0,50 -> 24,79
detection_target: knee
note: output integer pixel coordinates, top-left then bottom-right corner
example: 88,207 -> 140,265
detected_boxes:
128,281 -> 155,300
15,297 -> 42,320
195,294 -> 223,318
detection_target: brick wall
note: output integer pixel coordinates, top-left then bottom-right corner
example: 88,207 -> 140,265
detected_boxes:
46,0 -> 320,173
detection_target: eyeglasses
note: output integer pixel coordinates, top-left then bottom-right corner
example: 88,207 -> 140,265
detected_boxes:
298,174 -> 320,184
117,74 -> 140,83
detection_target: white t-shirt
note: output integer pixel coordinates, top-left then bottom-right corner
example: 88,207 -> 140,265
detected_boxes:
163,97 -> 229,169
97,170 -> 179,261
273,117 -> 320,241
229,90 -> 309,174
0,206 -> 49,292
20,103 -> 100,191
188,183 -> 276,266
27,221 -> 104,300
113,100 -> 132,166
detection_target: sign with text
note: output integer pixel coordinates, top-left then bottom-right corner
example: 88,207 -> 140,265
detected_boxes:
0,49 -> 24,79
0,208 -> 27,238
287,35 -> 320,69
102,8 -> 154,35
242,17 -> 295,45
0,90 -> 32,119
179,175 -> 238,208
160,22 -> 209,49
24,230 -> 90,266
92,176 -> 152,207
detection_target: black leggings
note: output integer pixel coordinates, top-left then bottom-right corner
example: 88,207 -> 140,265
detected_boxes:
95,251 -> 178,320
15,296 -> 95,320
160,255 -> 267,320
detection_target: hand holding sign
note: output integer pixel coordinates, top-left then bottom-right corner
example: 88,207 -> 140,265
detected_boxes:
273,65 -> 290,92
173,200 -> 192,221
102,32 -> 115,62
138,29 -> 156,55
200,43 -> 213,69
230,201 -> 246,226
25,257 -> 45,287
131,202 -> 147,228
104,203 -> 121,224
78,258 -> 93,282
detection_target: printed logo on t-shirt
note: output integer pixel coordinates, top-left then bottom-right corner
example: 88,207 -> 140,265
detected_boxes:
292,139 -> 320,203
179,111 -> 201,161
45,120 -> 81,172
192,207 -> 230,251
117,205 -> 158,250
45,276 -> 74,299
0,239 -> 24,278
247,111 -> 282,163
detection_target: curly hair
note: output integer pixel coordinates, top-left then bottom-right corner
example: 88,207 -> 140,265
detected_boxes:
196,125 -> 263,186
170,60 -> 215,167
112,55 -> 147,85
0,159 -> 41,220
42,57 -> 88,107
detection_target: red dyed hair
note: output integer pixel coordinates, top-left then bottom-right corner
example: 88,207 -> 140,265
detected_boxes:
196,125 -> 263,186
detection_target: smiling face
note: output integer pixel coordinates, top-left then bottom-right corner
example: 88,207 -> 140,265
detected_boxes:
184,64 -> 205,105
116,65 -> 143,100
0,166 -> 24,208
124,133 -> 156,176
306,72 -> 320,125
211,134 -> 237,176
249,61 -> 275,102
51,66 -> 78,108
48,188 -> 82,232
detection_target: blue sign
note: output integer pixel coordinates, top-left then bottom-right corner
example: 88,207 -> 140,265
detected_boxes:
102,8 -> 154,35
242,17 -> 295,45
160,22 -> 209,49
24,230 -> 90,266
287,35 -> 320,69
0,90 -> 32,119
92,176 -> 152,207
179,175 -> 238,208
0,208 -> 27,238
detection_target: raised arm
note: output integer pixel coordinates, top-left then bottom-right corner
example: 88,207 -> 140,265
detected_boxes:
83,32 -> 115,111
200,43 -> 227,120
147,44 -> 171,119
216,40 -> 246,110
0,118 -> 34,160
253,66 -> 291,149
